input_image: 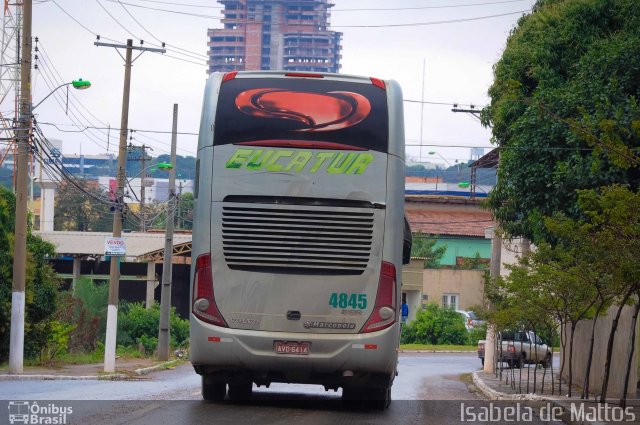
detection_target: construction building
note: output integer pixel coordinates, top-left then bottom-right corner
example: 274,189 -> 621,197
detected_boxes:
207,0 -> 342,74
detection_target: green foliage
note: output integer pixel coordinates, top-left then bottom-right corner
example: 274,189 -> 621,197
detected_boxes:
73,279 -> 109,325
483,0 -> 640,243
117,302 -> 189,355
54,181 -> 113,231
40,320 -> 75,362
0,186 -> 61,362
55,279 -> 108,352
410,232 -> 447,268
178,192 -> 194,230
485,184 -> 640,391
467,324 -> 487,346
401,303 -> 467,345
457,252 -> 489,270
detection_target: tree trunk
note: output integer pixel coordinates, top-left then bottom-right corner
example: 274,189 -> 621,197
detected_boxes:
527,337 -> 532,394
558,318 -> 567,396
582,303 -> 605,399
600,290 -> 633,403
568,321 -> 577,397
620,298 -> 640,408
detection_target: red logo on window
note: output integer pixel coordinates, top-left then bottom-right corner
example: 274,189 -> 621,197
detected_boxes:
235,89 -> 371,132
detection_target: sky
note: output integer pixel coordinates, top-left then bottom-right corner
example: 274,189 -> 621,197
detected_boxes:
9,0 -> 536,168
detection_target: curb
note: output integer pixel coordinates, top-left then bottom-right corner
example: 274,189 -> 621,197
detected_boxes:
0,359 -> 183,381
134,359 -> 182,375
399,350 -> 477,353
471,371 -> 545,401
471,371 -> 610,425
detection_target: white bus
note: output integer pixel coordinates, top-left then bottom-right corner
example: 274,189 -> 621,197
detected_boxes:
190,71 -> 409,409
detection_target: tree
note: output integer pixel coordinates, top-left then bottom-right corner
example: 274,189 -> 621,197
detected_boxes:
410,232 -> 446,268
486,185 -> 640,401
482,0 -> 640,243
54,181 -> 112,231
178,192 -> 194,230
0,186 -> 60,361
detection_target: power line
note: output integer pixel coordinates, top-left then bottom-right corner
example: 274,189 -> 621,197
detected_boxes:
49,0 -> 207,67
332,10 -> 530,28
98,1 -> 530,28
335,0 -> 530,11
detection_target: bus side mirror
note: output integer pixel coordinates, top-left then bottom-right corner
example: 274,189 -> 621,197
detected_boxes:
402,216 -> 412,265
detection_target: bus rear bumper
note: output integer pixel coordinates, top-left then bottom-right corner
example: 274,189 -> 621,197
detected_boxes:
190,316 -> 399,388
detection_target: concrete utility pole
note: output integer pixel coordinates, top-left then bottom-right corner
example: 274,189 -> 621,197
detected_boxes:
484,226 -> 502,374
8,0 -> 31,375
96,38 -> 165,373
127,143 -> 152,232
158,104 -> 178,361
177,180 -> 183,230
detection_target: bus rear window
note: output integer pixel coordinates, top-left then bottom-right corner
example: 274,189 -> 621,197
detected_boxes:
213,78 -> 389,153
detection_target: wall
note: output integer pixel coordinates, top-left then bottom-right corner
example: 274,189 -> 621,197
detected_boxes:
422,268 -> 486,311
433,237 -> 491,267
401,259 -> 425,322
561,305 -> 638,399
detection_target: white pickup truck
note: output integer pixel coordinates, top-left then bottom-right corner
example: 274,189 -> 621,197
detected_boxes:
477,331 -> 551,368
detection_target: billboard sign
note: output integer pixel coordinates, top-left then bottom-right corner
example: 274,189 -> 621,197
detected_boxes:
104,237 -> 126,256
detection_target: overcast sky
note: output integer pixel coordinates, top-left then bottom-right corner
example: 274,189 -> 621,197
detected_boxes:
21,0 -> 535,167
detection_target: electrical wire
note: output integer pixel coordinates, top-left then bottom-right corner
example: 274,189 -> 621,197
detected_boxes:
50,0 -> 207,68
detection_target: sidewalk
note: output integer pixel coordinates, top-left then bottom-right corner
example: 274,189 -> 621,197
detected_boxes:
0,357 -> 183,381
472,365 -> 640,425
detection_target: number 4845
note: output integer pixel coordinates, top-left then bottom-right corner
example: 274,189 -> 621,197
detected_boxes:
329,292 -> 367,309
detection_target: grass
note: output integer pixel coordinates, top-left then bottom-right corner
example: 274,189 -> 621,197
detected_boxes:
399,344 -> 478,351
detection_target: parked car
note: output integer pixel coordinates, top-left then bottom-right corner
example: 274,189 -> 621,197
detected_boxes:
455,310 -> 485,331
477,330 -> 551,368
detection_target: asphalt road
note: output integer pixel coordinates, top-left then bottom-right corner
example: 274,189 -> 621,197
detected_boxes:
0,353 -> 564,425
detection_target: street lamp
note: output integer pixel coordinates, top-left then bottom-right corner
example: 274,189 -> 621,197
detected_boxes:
32,78 -> 91,111
9,77 -> 91,374
428,151 -> 453,168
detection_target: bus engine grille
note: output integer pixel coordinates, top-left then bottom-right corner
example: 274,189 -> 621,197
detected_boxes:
222,202 -> 375,275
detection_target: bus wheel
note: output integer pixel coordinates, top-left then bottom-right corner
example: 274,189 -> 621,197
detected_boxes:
228,382 -> 253,402
367,386 -> 391,410
202,375 -> 226,402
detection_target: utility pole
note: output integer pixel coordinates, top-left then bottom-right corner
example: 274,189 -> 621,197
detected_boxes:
8,0 -> 31,375
484,225 -> 502,374
96,38 -> 165,373
177,180 -> 183,230
127,143 -> 152,232
158,104 -> 177,361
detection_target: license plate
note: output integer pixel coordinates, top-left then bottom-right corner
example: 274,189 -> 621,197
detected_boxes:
274,341 -> 310,355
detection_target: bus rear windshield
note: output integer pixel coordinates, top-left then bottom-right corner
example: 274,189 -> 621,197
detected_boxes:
214,78 -> 389,153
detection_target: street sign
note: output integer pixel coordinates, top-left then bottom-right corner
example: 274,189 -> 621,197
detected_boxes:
104,237 -> 127,256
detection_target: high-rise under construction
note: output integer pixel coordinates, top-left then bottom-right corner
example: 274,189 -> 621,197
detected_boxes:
207,0 -> 342,74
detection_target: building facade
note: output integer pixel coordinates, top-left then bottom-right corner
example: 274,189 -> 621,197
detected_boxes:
207,0 -> 342,73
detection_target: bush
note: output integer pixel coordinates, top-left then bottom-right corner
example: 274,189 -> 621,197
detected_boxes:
40,320 -> 74,362
401,303 -> 468,345
466,324 -> 487,346
55,279 -> 108,353
117,302 -> 189,355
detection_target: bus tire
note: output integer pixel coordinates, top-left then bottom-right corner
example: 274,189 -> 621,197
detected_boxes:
202,375 -> 226,402
228,382 -> 253,402
367,386 -> 391,410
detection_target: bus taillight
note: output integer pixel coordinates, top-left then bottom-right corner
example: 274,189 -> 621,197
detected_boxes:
192,253 -> 228,327
370,77 -> 386,90
361,261 -> 397,333
222,71 -> 238,82
285,72 -> 324,78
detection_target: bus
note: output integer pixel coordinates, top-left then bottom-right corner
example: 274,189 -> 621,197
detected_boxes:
190,71 -> 409,409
